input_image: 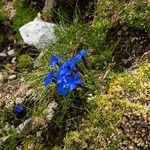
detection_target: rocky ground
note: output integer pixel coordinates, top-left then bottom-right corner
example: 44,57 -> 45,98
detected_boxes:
0,0 -> 150,149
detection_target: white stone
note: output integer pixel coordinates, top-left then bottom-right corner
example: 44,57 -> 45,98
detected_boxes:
19,18 -> 57,49
16,118 -> 32,134
11,57 -> 16,64
44,101 -> 58,121
7,49 -> 15,56
0,52 -> 7,57
8,74 -> 16,80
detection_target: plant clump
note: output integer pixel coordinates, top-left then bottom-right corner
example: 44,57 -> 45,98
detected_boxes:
44,50 -> 90,96
17,54 -> 33,69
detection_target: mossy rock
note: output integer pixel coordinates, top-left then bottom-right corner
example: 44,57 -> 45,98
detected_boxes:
17,54 -> 33,69
64,62 -> 150,149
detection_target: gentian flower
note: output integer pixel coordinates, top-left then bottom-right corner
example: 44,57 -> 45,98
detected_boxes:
56,83 -> 67,96
44,69 -> 56,86
59,59 -> 76,76
48,54 -> 63,67
16,103 -> 23,113
74,49 -> 90,62
44,49 -> 89,96
65,72 -> 82,91
56,73 -> 68,84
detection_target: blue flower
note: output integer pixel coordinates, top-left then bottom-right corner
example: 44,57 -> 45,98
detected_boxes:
16,103 -> 23,113
74,49 -> 90,62
56,83 -> 67,96
65,72 -> 82,91
56,73 -> 67,84
44,69 -> 56,86
48,54 -> 63,67
59,59 -> 76,76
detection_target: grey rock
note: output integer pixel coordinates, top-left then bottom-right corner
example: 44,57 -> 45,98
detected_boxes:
11,57 -> 16,64
26,89 -> 33,97
7,49 -> 15,56
4,122 -> 10,130
19,18 -> 57,49
8,74 -> 16,80
36,131 -> 42,138
44,101 -> 58,121
0,52 -> 7,57
16,118 -> 32,134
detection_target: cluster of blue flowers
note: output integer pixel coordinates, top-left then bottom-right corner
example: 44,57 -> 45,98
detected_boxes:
44,49 -> 90,96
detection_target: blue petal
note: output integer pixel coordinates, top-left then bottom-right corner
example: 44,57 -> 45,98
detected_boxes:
59,56 -> 63,60
44,76 -> 51,86
44,69 -> 56,86
76,79 -> 82,85
86,49 -> 90,53
48,54 -> 63,67
74,53 -> 82,62
48,61 -> 57,67
74,49 -> 90,61
56,84 -> 67,96
80,50 -> 85,56
51,54 -> 58,61
73,72 -> 79,80
16,103 -> 22,113
70,83 -> 76,91
61,88 -> 67,96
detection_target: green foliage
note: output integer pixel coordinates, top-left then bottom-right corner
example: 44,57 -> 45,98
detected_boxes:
122,1 -> 150,30
17,54 -> 33,69
0,13 -> 7,43
0,13 -> 7,23
0,34 -> 4,42
12,0 -> 37,41
94,0 -> 149,31
0,0 -> 4,7
55,6 -> 73,24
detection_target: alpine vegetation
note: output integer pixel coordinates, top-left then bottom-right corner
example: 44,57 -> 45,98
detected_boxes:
44,49 -> 90,96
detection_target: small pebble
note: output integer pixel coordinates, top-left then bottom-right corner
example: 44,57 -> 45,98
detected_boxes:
8,75 -> 16,80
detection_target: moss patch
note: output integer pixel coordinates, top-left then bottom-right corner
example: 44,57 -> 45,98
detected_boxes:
64,62 -> 150,149
17,54 -> 33,69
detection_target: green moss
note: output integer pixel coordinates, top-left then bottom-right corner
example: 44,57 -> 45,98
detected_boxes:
12,0 -> 37,42
0,13 -> 7,23
121,2 -> 150,30
17,54 -> 33,69
63,62 -> 150,149
0,0 -> 4,7
94,0 -> 149,31
0,12 -> 7,43
0,34 -> 4,42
